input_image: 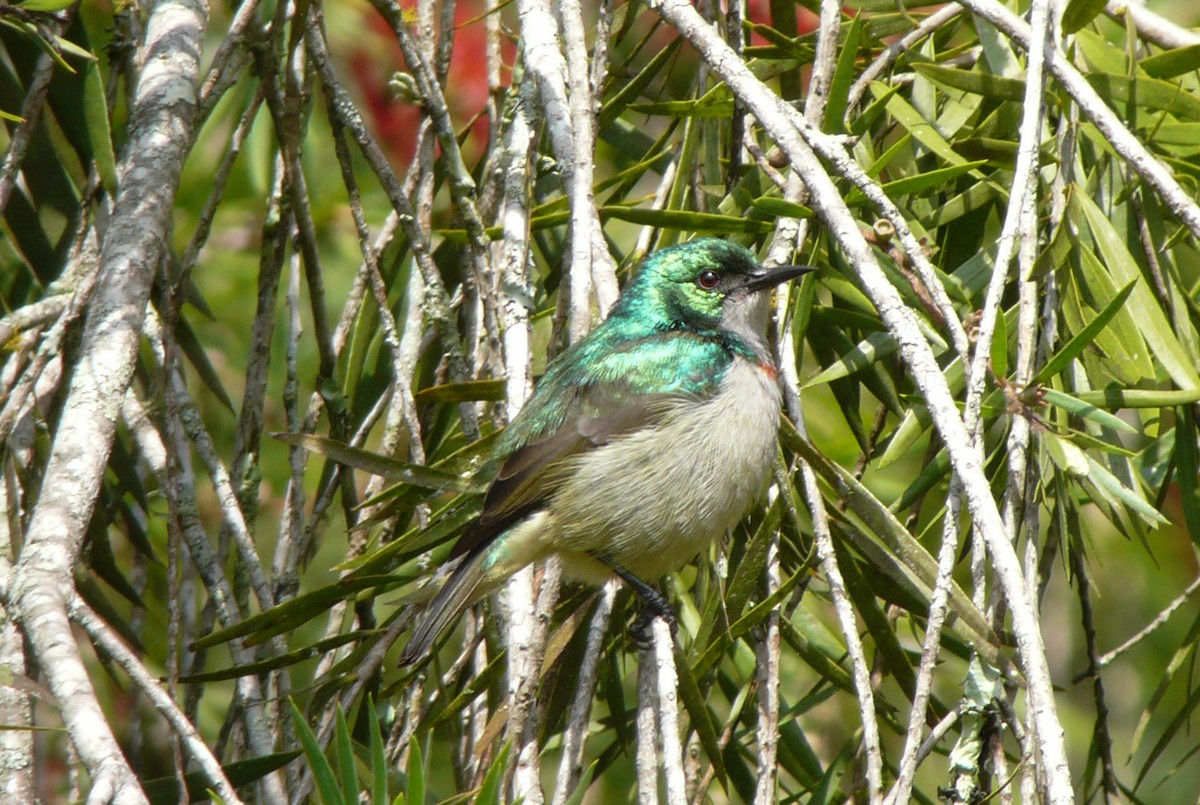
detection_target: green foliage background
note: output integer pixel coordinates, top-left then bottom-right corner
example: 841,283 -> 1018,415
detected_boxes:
2,0 -> 1200,802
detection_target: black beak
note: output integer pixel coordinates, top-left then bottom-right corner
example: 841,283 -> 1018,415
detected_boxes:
740,264 -> 817,293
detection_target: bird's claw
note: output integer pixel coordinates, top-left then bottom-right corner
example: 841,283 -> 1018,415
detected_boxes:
630,605 -> 678,651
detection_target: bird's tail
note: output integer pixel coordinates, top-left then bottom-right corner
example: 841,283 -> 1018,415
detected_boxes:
400,546 -> 489,665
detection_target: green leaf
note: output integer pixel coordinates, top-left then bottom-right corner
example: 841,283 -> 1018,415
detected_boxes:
832,538 -> 917,700
1067,247 -> 1154,384
628,98 -> 735,118
14,0 -> 77,10
780,615 -> 855,695
1042,388 -> 1137,433
1142,122 -> 1200,146
781,422 -> 998,656
182,633 -> 366,682
879,160 -> 989,197
414,379 -> 506,404
990,303 -> 1009,379
144,751 -> 302,804
176,316 -> 236,413
599,205 -> 773,233
1173,407 -> 1200,544
1085,457 -> 1169,526
290,700 -> 345,805
1075,191 -> 1200,389
82,51 -> 116,195
673,642 -> 728,786
911,63 -> 1025,102
600,38 -> 683,126
562,760 -> 597,805
803,330 -> 896,388
879,87 -> 971,167
405,727 -> 424,805
1044,431 -> 1090,476
335,707 -> 358,805
1061,0 -> 1108,34
1135,671 -> 1200,788
1034,278 -> 1137,384
367,698 -> 389,805
1139,43 -> 1200,79
1086,74 -> 1200,121
1072,387 -> 1200,408
272,432 -> 486,493
475,742 -> 510,805
824,12 -> 864,131
922,181 -> 999,227
189,576 -> 392,650
850,82 -> 901,135
749,196 -> 814,219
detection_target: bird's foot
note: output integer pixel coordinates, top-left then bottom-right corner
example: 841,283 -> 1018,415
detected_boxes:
630,604 -> 678,651
589,556 -> 679,651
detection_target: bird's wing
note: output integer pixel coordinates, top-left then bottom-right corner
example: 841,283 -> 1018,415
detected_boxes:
448,382 -> 684,560
447,330 -> 735,561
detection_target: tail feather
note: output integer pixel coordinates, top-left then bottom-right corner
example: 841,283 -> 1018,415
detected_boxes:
400,546 -> 489,665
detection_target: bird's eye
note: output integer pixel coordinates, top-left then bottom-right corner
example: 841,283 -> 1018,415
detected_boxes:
696,269 -> 720,290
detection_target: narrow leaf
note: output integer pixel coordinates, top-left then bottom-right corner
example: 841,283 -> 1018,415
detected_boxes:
599,205 -> 773,233
1139,43 -> 1200,79
335,707 -> 357,805
1042,388 -> 1137,433
189,577 -> 391,650
1034,279 -> 1138,384
290,700 -> 345,805
912,62 -> 1025,101
367,698 -> 388,805
273,433 -> 485,493
405,732 -> 424,805
1061,0 -> 1108,34
1076,192 -> 1200,389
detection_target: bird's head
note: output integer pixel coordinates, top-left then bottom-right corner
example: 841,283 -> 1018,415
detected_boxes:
613,239 -> 814,343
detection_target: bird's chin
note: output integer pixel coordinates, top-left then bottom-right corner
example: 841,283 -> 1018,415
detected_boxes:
721,289 -> 772,346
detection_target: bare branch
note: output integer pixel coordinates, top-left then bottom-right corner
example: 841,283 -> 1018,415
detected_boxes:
847,6 -> 964,113
1105,0 -> 1200,49
652,619 -> 687,805
66,594 -> 245,805
7,1 -> 213,800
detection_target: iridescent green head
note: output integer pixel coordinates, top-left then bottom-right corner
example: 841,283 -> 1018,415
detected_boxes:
611,239 -> 814,342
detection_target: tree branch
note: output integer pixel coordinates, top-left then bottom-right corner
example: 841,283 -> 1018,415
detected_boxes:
7,2 -> 211,802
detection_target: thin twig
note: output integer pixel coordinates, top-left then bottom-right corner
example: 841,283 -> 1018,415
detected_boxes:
786,113 -> 969,360
145,311 -> 285,801
652,619 -> 687,805
847,6 -> 964,113
0,45 -> 58,217
753,537 -> 783,805
887,478 -> 964,805
66,593 -> 246,805
1097,572 -> 1200,670
801,466 -> 885,802
303,25 -> 479,436
552,582 -> 618,805
1105,0 -> 1200,49
636,644 -> 659,805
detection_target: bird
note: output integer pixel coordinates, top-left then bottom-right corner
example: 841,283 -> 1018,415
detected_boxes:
400,238 -> 813,664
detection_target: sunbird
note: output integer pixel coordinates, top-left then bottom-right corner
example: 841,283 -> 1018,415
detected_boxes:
401,238 -> 813,663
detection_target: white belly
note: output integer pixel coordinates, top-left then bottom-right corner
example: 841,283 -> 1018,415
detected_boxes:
546,358 -> 781,580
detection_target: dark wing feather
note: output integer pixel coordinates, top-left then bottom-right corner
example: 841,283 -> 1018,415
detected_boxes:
448,385 -> 682,560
